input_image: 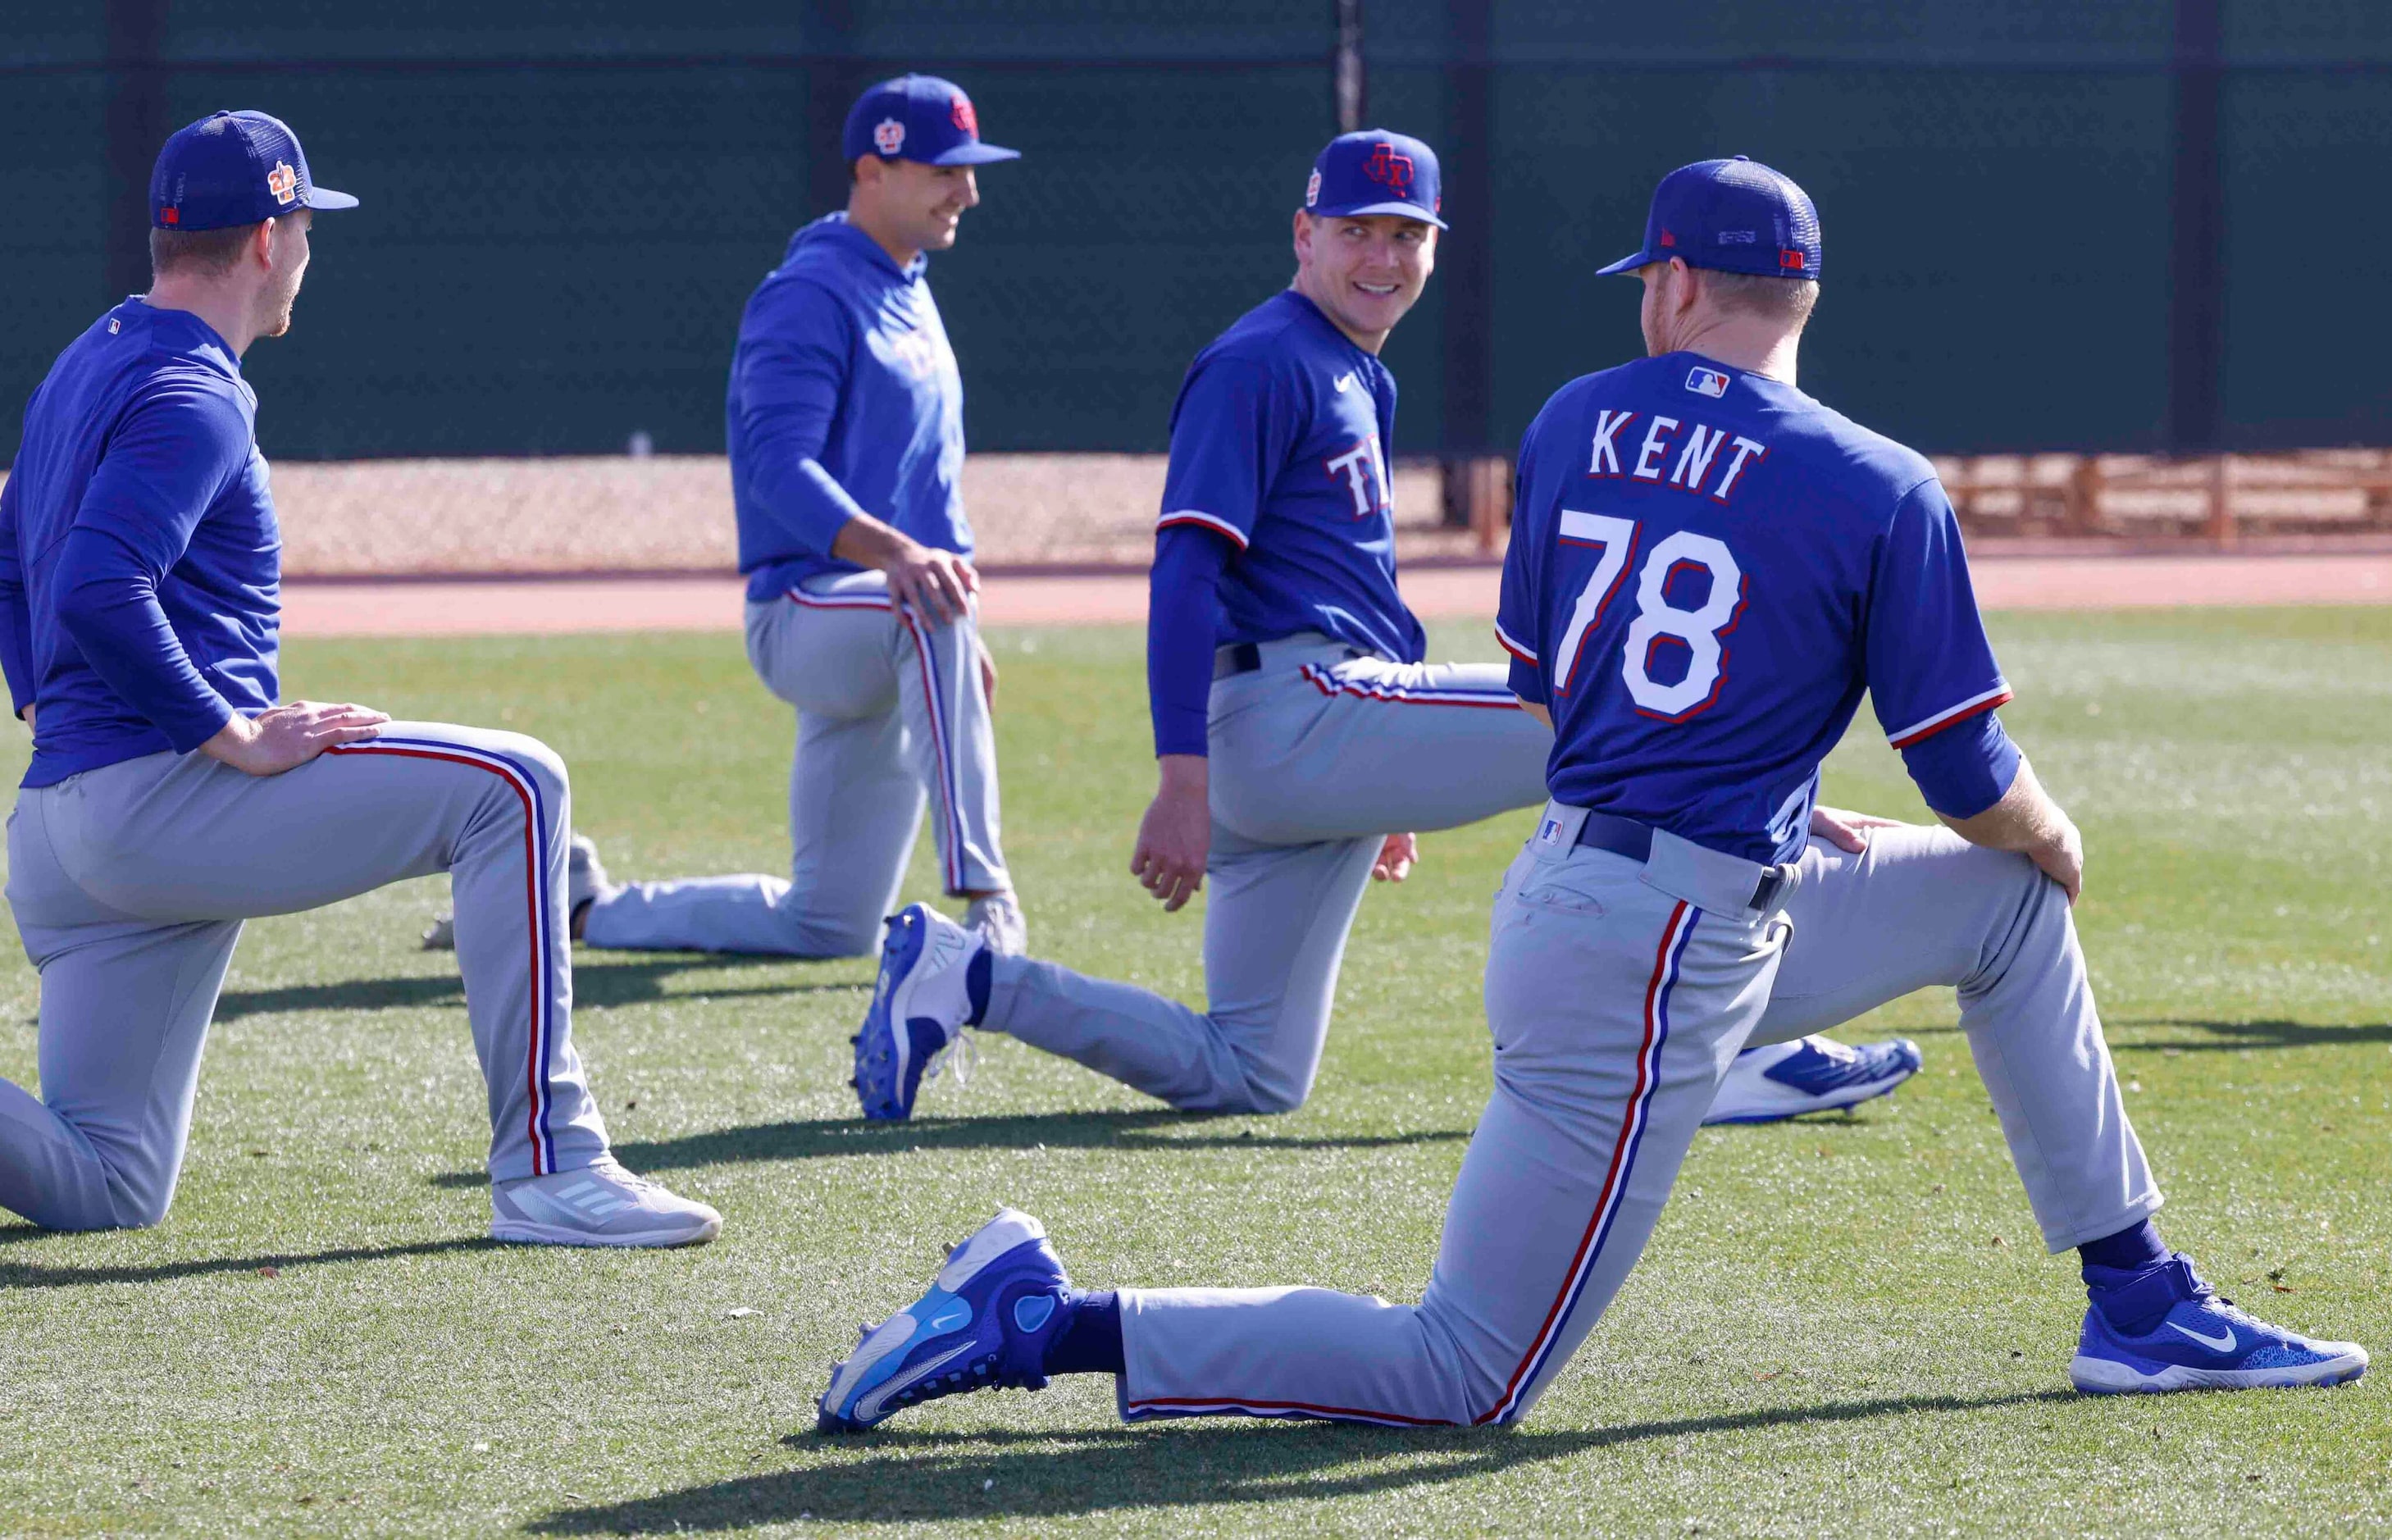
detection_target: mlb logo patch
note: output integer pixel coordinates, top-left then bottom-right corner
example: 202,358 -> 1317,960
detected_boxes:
1536,817 -> 1565,848
1686,367 -> 1729,398
267,161 -> 298,206
873,117 -> 905,155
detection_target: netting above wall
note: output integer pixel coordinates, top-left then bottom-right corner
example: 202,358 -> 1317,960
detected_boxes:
2,1 -> 2386,462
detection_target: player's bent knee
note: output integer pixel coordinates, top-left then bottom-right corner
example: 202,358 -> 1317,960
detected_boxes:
1233,1082 -> 1310,1116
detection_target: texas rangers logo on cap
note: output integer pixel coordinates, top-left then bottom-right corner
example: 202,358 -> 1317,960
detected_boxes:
841,75 -> 1022,167
1365,141 -> 1415,198
1303,130 -> 1447,229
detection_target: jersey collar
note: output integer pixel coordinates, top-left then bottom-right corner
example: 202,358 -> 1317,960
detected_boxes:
1277,288 -> 1379,366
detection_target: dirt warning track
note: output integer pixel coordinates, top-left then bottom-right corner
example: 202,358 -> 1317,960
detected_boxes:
280,553 -> 2392,640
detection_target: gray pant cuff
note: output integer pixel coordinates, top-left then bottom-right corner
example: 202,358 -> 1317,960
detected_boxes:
976,952 -> 1030,1032
2040,1191 -> 2165,1255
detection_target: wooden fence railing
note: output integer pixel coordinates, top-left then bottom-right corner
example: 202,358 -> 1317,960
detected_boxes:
1437,450 -> 2392,554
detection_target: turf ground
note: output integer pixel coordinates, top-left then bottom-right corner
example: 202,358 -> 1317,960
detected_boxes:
0,608 -> 2385,1538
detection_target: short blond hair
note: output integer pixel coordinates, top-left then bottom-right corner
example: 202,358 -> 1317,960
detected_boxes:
1703,268 -> 1819,326
148,222 -> 258,279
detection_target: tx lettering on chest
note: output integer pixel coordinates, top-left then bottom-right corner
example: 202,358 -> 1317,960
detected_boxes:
1324,429 -> 1391,519
1585,409 -> 1766,503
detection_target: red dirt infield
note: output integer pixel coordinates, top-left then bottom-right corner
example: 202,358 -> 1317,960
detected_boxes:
282,553 -> 2392,639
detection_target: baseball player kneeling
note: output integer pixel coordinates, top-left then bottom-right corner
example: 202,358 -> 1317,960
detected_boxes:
816,157 -> 2363,1431
421,76 -> 1028,962
0,113 -> 717,1247
849,130 -> 1916,1127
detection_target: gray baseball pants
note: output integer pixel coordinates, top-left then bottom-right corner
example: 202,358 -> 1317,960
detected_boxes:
0,723 -> 611,1232
581,572 -> 1008,959
982,634 -> 1550,1112
1113,804 -> 2159,1426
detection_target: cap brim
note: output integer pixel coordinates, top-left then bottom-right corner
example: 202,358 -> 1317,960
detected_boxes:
1595,250 -> 1656,276
1309,199 -> 1448,230
928,143 -> 1020,166
303,187 -> 359,211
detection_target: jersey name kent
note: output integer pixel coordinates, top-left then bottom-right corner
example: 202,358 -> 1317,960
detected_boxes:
1498,353 -> 2011,866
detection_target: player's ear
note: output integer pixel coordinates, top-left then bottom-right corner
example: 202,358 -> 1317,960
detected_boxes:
1292,208 -> 1314,266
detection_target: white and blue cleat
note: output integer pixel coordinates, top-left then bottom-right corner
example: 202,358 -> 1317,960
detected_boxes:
818,1207 -> 1072,1432
2071,1257 -> 2368,1394
1702,1034 -> 1922,1125
852,903 -> 982,1121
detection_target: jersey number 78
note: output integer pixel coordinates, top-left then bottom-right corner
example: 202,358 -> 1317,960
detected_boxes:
1548,510 -> 1747,721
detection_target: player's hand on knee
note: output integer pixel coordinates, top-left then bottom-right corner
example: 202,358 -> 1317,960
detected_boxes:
1372,832 -> 1417,882
201,699 -> 389,776
1807,804 -> 1908,854
2027,821 -> 2084,904
884,541 -> 978,626
1131,757 -> 1210,912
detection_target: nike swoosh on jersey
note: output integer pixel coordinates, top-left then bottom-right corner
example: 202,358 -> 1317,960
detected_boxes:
2166,1319 -> 2239,1354
1333,371 -> 1357,394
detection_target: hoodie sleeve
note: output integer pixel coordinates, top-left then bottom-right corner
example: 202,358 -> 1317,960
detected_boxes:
731,280 -> 871,558
55,376 -> 249,750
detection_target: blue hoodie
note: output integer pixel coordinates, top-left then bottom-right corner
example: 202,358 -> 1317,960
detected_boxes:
0,299 -> 280,788
727,213 -> 973,601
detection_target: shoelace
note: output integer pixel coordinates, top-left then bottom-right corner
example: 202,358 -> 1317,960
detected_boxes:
584,1156 -> 665,1199
923,1030 -> 977,1091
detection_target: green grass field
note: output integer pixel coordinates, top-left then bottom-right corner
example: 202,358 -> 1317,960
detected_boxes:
0,608 -> 2385,1538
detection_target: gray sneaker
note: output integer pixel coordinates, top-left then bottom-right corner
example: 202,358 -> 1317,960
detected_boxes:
424,833 -> 611,950
490,1154 -> 721,1247
963,891 -> 1028,956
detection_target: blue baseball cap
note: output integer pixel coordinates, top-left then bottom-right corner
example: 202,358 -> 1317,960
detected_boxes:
1303,130 -> 1446,229
841,75 -> 1020,167
149,110 -> 356,231
1597,156 -> 1819,280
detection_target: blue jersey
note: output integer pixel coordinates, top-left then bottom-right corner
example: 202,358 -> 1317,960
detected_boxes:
0,300 -> 280,789
728,213 -> 972,602
1497,353 -> 2012,866
1155,291 -> 1425,665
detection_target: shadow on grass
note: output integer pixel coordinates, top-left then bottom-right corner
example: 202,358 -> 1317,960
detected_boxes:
2112,1018 -> 2392,1054
531,1390 -> 2074,1532
0,1233 -> 499,1289
426,1110 -> 1471,1188
215,955 -> 866,1020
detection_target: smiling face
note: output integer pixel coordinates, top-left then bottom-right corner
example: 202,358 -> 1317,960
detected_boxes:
854,156 -> 981,257
1291,211 -> 1437,353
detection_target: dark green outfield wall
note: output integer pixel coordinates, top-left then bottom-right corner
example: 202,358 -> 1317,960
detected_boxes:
5,1 -> 2389,462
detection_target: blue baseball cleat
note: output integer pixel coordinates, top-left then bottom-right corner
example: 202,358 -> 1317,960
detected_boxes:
1702,1034 -> 1922,1125
2071,1255 -> 2368,1394
818,1207 -> 1072,1432
851,903 -> 981,1121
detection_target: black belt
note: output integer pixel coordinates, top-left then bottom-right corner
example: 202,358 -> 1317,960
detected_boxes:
1214,642 -> 1264,679
1574,810 -> 1786,911
1213,641 -> 1366,680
